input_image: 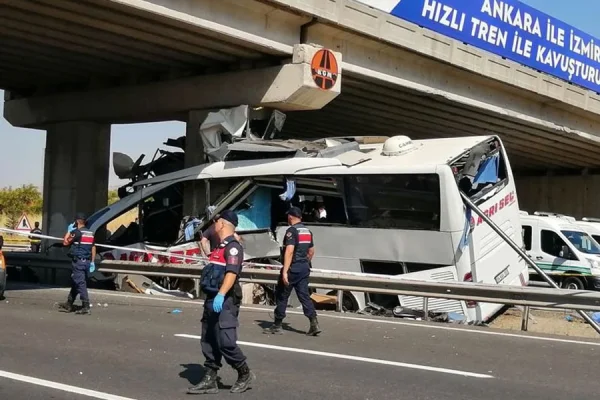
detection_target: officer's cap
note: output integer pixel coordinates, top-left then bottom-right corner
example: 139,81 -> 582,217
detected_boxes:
286,206 -> 302,218
217,210 -> 238,227
75,212 -> 87,221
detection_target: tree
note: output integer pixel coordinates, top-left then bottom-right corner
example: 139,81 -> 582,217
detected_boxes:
0,185 -> 43,228
0,186 -> 118,228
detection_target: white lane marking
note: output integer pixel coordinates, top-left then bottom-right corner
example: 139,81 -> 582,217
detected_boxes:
15,286 -> 600,347
0,370 -> 137,400
174,334 -> 493,379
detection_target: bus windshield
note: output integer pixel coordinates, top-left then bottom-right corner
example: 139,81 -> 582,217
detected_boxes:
561,230 -> 600,255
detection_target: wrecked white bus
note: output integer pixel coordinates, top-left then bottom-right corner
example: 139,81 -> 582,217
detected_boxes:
87,134 -> 528,323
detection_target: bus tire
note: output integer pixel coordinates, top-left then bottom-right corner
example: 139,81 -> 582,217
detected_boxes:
562,276 -> 585,290
326,290 -> 359,312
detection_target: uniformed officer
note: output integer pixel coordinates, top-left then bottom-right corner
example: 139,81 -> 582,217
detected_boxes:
268,206 -> 321,336
188,210 -> 255,395
29,222 -> 43,253
58,212 -> 96,315
199,221 -> 242,257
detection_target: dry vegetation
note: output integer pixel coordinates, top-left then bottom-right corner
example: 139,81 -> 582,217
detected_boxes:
491,307 -> 599,338
106,208 -> 138,233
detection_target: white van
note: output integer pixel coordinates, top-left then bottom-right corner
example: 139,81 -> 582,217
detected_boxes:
87,134 -> 529,323
575,218 -> 600,244
520,212 -> 600,290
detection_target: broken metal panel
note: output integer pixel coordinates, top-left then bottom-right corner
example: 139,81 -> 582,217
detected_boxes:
334,150 -> 372,167
199,105 -> 249,152
238,230 -> 281,260
397,267 -> 467,315
316,141 -> 360,158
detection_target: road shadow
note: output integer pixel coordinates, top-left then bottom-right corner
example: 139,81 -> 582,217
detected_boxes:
255,319 -> 306,335
179,364 -> 231,390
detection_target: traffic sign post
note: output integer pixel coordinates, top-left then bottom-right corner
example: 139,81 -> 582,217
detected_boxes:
14,213 -> 32,232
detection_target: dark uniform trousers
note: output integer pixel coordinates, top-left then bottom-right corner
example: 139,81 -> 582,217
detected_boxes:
274,263 -> 316,320
69,258 -> 90,303
202,295 -> 247,370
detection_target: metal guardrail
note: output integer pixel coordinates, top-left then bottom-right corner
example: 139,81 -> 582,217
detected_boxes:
99,260 -> 600,311
5,253 -> 600,313
3,243 -> 31,252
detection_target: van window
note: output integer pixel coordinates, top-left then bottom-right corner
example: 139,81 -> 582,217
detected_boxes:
343,174 -> 440,230
521,225 -> 532,250
592,235 -> 600,244
540,230 -> 578,260
561,230 -> 600,255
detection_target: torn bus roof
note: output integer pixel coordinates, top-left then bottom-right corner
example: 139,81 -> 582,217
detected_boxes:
134,135 -> 495,187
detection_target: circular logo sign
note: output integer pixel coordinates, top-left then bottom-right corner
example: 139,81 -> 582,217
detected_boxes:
311,49 -> 339,90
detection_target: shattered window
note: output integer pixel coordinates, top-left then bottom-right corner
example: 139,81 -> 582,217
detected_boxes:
343,174 -> 441,231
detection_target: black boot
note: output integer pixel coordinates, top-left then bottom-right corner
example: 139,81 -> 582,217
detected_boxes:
306,316 -> 321,336
75,301 -> 91,315
58,298 -> 75,313
265,318 -> 283,334
187,368 -> 219,395
230,363 -> 255,394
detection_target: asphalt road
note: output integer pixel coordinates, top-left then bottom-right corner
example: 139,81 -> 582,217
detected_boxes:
0,283 -> 599,400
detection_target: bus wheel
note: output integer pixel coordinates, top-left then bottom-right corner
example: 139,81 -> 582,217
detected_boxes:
342,292 -> 359,312
327,291 -> 359,312
563,277 -> 585,290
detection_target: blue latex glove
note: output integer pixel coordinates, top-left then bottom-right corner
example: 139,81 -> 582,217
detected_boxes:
67,223 -> 76,233
89,262 -> 95,273
212,293 -> 225,312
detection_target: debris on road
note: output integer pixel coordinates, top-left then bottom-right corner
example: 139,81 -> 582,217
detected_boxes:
169,309 -> 182,314
310,293 -> 337,305
356,302 -> 477,325
142,281 -> 193,299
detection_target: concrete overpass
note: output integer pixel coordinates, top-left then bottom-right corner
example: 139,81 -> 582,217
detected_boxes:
3,0 -> 600,230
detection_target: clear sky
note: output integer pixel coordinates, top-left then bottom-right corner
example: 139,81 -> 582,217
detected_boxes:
1,0 -> 599,189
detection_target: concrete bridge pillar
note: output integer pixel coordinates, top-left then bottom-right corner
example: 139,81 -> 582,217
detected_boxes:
182,110 -> 209,218
42,122 -> 111,244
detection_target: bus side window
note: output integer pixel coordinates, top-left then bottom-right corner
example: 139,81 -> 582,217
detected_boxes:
522,225 -> 532,250
344,174 -> 441,231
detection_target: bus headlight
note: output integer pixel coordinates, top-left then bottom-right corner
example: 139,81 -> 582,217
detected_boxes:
587,258 -> 600,270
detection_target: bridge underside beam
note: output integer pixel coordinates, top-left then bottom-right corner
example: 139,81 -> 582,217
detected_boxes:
3,44 -> 341,128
